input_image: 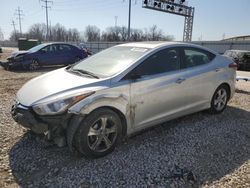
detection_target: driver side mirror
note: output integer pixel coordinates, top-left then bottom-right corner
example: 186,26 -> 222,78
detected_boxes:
122,68 -> 142,81
40,49 -> 46,54
130,73 -> 141,80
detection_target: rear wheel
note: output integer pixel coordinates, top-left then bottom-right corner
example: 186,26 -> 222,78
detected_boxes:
73,108 -> 122,158
29,59 -> 39,71
209,85 -> 229,114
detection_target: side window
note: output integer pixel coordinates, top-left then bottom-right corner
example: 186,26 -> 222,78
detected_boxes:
126,48 -> 180,78
58,44 -> 72,52
40,45 -> 56,53
183,48 -> 215,68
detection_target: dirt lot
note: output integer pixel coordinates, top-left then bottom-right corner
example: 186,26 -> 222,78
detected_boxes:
0,49 -> 250,187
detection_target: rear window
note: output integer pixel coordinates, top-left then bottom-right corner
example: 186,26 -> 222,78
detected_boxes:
182,47 -> 215,68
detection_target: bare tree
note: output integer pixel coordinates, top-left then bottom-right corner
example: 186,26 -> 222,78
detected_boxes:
27,23 -> 47,41
84,25 -> 100,42
148,25 -> 163,41
9,31 -> 26,41
8,23 -> 174,42
71,28 -> 80,42
51,23 -> 67,41
103,27 -> 121,41
130,29 -> 143,41
120,26 -> 128,41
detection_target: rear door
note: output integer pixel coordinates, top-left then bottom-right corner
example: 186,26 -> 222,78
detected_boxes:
57,44 -> 76,64
179,47 -> 217,107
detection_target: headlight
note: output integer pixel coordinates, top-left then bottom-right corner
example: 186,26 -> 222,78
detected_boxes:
32,92 -> 94,115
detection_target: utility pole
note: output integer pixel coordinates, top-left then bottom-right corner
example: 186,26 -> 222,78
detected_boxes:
11,20 -> 17,40
15,7 -> 24,34
41,0 -> 53,40
127,0 -> 131,41
114,16 -> 118,27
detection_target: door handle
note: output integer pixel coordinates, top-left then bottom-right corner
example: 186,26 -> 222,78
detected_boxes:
176,78 -> 186,84
215,68 -> 221,72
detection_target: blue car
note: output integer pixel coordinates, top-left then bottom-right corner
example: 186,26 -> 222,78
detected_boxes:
7,43 -> 88,70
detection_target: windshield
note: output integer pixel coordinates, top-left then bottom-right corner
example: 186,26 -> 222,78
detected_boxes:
28,43 -> 47,53
72,46 -> 149,77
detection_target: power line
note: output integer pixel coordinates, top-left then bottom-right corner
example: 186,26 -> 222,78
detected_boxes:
15,7 -> 24,34
40,0 -> 53,40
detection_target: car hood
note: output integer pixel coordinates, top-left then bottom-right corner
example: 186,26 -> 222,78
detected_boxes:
17,68 -> 110,106
11,50 -> 29,58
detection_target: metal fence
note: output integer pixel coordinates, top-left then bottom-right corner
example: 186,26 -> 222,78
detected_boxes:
1,40 -> 250,54
192,41 -> 250,54
85,41 -> 250,54
84,42 -> 124,54
0,41 -> 18,48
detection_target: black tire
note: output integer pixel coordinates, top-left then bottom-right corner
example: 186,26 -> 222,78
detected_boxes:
73,108 -> 122,158
29,59 -> 39,71
209,85 -> 229,114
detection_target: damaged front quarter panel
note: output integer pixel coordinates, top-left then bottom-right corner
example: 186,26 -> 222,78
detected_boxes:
68,91 -> 133,135
69,93 -> 129,115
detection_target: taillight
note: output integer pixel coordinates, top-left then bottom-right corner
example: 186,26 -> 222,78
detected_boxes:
229,62 -> 238,70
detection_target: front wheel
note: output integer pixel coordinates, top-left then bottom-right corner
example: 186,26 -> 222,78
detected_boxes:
29,59 -> 39,71
209,85 -> 229,114
73,108 -> 122,158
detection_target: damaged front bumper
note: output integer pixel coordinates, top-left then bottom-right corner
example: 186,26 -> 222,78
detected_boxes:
11,102 -> 48,134
7,60 -> 32,70
11,101 -> 70,137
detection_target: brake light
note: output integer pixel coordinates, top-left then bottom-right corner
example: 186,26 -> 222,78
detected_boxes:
229,62 -> 238,70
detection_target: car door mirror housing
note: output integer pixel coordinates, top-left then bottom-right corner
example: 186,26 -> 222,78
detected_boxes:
129,73 -> 141,80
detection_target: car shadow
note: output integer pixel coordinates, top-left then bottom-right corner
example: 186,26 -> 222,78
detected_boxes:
236,88 -> 250,95
0,63 -> 66,73
9,106 -> 250,187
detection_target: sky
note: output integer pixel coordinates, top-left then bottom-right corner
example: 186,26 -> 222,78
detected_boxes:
0,0 -> 250,41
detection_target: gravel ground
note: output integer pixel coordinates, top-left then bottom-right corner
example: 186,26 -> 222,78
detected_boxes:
0,53 -> 250,187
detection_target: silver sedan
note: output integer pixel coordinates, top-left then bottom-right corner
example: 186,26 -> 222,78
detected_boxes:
11,42 -> 237,158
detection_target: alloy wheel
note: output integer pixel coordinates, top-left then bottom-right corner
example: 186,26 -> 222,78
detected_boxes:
87,116 -> 118,153
29,60 -> 39,70
214,88 -> 228,111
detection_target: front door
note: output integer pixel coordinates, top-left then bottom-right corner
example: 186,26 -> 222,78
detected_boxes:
126,47 -> 190,129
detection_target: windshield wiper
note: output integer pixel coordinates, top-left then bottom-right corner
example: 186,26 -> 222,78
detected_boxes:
69,68 -> 99,79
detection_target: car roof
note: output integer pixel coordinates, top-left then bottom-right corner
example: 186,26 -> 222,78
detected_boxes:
42,42 -> 76,46
118,41 -> 217,54
119,41 -> 184,49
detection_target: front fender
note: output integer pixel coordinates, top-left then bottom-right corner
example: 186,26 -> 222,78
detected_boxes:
68,93 -> 129,116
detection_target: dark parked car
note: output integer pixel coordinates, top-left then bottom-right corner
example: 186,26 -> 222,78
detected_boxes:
0,45 -> 2,53
7,43 -> 88,70
224,50 -> 250,71
79,43 -> 92,55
